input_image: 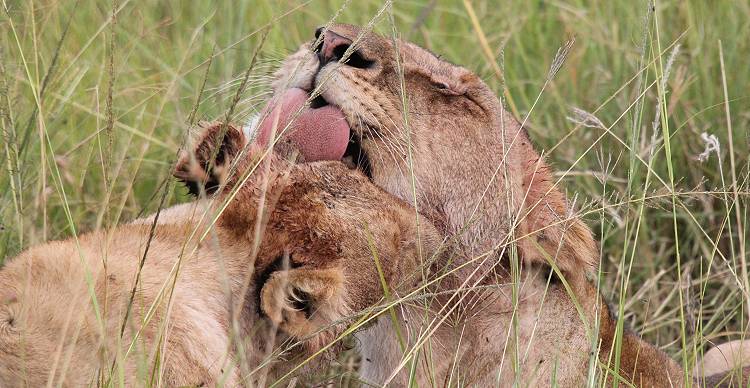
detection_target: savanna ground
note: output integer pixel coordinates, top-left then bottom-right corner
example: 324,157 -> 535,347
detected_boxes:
1,0 -> 749,386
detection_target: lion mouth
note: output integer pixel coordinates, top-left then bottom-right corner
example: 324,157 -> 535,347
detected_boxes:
307,93 -> 373,179
341,128 -> 372,179
256,88 -> 372,179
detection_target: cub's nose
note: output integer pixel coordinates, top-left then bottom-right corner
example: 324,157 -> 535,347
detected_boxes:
314,27 -> 372,68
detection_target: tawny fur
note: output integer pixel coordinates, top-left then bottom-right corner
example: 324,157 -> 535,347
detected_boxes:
699,340 -> 750,376
0,124 -> 441,387
268,24 -> 745,387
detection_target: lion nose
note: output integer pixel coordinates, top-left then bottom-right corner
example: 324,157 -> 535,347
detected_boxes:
315,27 -> 353,65
314,27 -> 372,68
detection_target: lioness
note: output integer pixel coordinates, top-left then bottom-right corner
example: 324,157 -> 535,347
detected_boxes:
259,24 -> 748,386
0,123 -> 441,386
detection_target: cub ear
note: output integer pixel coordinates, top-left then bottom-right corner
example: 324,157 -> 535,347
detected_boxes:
174,121 -> 248,196
260,267 -> 350,354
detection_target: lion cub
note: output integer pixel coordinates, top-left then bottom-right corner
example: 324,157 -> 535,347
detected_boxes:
0,123 -> 440,387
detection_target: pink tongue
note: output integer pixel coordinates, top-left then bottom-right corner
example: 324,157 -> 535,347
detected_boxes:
256,88 -> 350,162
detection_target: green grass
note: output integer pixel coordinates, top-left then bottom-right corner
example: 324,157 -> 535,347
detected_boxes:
2,0 -> 749,386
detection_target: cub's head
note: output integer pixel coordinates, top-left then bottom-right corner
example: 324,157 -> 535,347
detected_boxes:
175,122 -> 443,352
267,24 -> 596,285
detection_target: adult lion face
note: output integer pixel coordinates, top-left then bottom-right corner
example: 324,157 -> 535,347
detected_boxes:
266,23 -> 596,278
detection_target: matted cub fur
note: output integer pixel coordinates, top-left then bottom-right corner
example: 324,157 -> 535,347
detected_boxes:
0,123 -> 440,386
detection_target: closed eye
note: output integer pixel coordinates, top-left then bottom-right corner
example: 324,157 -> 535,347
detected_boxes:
430,79 -> 464,96
432,82 -> 485,113
433,81 -> 449,90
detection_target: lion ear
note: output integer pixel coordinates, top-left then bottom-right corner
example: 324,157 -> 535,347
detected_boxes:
515,142 -> 599,279
174,122 -> 248,196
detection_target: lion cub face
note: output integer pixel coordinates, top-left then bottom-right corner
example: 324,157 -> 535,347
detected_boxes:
0,122 -> 441,385
176,122 -> 442,352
